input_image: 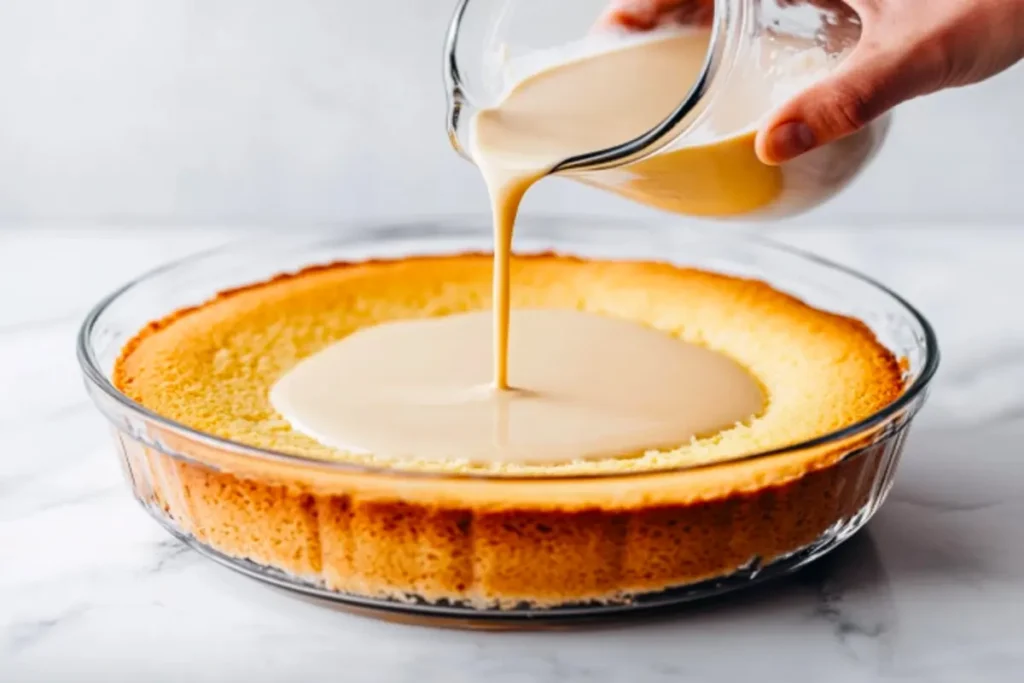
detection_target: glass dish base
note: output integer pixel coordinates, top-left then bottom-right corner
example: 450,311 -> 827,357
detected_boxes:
144,494 -> 875,630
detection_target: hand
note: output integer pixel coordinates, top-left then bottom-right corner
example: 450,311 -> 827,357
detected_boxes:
602,0 -> 1024,165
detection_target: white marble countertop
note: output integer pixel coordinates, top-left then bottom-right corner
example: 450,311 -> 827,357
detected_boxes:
2,223 -> 1024,682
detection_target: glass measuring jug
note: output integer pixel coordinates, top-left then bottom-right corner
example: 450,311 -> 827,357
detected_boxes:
444,0 -> 890,220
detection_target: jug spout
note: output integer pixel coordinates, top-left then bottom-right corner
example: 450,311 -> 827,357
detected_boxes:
443,0 -> 724,170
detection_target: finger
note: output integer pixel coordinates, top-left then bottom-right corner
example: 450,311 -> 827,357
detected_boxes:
597,0 -> 712,30
755,43 -> 936,164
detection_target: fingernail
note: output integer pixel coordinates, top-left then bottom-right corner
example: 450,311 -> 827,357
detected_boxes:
766,121 -> 816,163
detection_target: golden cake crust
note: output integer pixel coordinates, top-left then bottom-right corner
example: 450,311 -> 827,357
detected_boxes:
116,253 -> 901,474
113,253 -> 905,608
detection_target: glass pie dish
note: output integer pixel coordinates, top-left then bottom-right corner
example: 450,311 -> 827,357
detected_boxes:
78,217 -> 938,627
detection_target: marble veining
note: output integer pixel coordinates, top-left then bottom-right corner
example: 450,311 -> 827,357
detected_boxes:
2,224 -> 1024,682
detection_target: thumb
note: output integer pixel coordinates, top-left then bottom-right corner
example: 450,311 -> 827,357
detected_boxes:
755,47 -> 928,165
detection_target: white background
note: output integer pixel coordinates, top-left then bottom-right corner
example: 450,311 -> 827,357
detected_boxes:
0,0 -> 1021,227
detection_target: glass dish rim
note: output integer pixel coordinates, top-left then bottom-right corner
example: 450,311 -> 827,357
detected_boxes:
77,215 -> 940,482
